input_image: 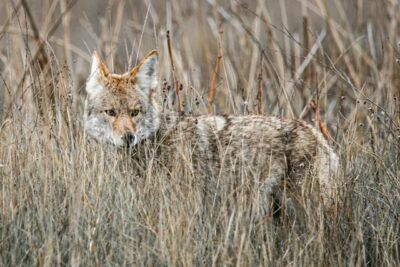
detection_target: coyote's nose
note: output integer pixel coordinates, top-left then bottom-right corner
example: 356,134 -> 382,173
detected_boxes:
123,133 -> 136,146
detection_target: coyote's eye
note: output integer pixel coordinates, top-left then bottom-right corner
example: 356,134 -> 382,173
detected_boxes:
104,109 -> 116,117
130,108 -> 141,117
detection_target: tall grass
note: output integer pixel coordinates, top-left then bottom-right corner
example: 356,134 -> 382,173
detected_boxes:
0,0 -> 399,265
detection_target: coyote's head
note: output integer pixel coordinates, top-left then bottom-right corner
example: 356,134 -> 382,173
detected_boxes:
84,50 -> 160,147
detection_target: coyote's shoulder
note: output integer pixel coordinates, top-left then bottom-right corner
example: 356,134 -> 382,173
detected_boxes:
84,50 -> 338,209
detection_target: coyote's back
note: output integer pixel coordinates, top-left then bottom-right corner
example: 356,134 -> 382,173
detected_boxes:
149,114 -> 338,208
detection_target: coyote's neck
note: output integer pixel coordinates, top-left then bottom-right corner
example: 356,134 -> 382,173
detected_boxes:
131,112 -> 180,160
155,112 -> 180,138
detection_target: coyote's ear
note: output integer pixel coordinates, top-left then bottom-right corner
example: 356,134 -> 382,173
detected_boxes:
86,51 -> 109,96
132,50 -> 157,94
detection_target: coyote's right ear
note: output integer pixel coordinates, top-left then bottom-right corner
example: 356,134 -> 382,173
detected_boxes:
86,51 -> 109,96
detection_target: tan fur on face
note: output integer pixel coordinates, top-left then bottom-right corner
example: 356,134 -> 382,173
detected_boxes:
112,114 -> 136,136
99,75 -> 137,94
89,87 -> 144,137
85,50 -> 160,146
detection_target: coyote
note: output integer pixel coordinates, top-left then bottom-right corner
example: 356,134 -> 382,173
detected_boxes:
84,50 -> 338,212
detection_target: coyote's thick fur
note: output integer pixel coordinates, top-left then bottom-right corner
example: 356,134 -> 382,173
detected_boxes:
84,50 -> 338,212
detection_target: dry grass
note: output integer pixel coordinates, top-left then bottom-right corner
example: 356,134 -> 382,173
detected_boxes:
0,0 -> 399,266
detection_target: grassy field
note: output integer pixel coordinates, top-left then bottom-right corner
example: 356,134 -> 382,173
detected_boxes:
0,0 -> 399,265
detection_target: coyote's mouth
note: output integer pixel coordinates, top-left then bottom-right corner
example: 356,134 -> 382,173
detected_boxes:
123,133 -> 137,147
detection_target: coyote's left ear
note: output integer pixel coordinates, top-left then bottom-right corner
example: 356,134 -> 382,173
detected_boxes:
131,50 -> 158,94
